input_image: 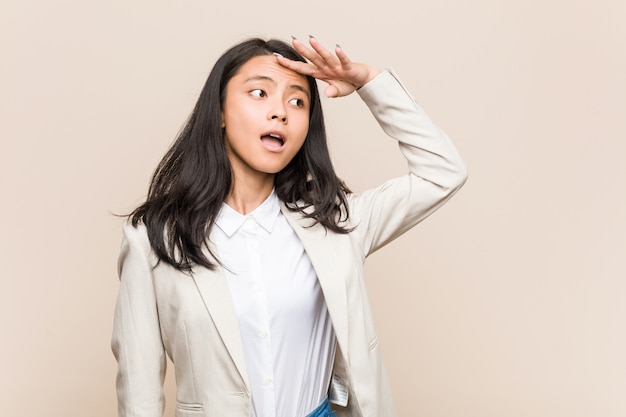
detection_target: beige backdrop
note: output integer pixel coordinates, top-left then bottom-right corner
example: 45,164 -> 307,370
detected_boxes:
2,0 -> 625,416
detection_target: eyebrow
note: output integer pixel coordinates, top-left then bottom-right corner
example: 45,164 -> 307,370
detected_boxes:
245,75 -> 310,98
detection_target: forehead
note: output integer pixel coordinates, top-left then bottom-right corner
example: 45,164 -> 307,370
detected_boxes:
231,55 -> 310,92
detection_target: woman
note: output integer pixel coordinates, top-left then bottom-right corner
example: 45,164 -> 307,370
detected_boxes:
112,36 -> 467,417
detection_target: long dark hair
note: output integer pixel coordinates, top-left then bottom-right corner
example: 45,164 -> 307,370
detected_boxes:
129,38 -> 352,273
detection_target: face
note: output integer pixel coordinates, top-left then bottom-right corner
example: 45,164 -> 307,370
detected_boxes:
221,54 -> 311,182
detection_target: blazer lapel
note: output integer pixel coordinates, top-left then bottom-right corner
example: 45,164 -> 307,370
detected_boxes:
281,204 -> 350,353
191,262 -> 250,391
188,206 -> 350,392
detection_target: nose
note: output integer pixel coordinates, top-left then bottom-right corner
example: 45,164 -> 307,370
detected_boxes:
271,114 -> 287,123
268,100 -> 287,123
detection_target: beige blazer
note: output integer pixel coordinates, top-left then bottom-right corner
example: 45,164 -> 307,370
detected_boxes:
112,69 -> 467,417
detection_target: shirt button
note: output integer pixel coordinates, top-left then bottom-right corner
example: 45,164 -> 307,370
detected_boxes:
264,378 -> 272,386
260,330 -> 268,339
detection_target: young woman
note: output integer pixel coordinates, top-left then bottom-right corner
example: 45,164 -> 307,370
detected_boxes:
112,36 -> 467,417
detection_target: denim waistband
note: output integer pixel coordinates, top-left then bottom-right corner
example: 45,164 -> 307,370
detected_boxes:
305,397 -> 335,417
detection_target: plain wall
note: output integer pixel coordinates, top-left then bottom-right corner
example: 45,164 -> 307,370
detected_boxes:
2,0 -> 625,416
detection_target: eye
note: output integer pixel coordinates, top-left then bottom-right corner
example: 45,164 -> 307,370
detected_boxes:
249,89 -> 266,98
288,98 -> 305,108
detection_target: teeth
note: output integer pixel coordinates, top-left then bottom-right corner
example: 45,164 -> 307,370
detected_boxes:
269,133 -> 281,139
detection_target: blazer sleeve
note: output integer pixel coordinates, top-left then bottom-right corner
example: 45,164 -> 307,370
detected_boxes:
111,224 -> 167,417
349,68 -> 468,257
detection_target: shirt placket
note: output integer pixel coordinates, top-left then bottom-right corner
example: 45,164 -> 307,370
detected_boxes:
243,217 -> 276,417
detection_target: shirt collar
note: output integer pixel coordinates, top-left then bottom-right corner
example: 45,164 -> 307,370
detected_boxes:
215,190 -> 281,237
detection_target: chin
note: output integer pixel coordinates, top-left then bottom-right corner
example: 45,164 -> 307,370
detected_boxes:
255,158 -> 293,174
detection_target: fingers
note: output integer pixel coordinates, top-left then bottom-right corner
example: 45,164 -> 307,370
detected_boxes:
274,53 -> 316,76
292,36 -> 342,71
276,36 -> 365,98
334,44 -> 352,67
307,36 -> 340,67
290,37 -> 322,68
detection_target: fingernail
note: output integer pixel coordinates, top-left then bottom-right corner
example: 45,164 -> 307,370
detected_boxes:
273,52 -> 284,58
309,34 -> 315,38
290,35 -> 296,40
336,43 -> 341,49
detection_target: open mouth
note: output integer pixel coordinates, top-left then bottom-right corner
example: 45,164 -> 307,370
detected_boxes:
260,131 -> 285,151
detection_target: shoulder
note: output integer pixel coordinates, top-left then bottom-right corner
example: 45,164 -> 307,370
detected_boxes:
118,221 -> 157,270
121,221 -> 150,247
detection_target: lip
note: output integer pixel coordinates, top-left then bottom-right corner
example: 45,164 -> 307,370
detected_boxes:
260,130 -> 286,152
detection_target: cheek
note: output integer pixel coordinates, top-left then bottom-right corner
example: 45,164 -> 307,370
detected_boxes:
224,110 -> 254,141
291,128 -> 308,154
295,115 -> 310,142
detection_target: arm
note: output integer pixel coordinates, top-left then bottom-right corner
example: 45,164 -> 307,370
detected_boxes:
277,37 -> 467,256
111,224 -> 166,417
351,69 -> 467,255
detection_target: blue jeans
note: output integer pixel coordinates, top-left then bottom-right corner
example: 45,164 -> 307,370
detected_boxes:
305,398 -> 336,417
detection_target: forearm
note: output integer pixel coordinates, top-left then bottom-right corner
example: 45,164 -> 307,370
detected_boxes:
351,69 -> 467,255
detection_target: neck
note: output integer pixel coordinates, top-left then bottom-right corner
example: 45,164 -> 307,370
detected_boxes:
226,172 -> 275,215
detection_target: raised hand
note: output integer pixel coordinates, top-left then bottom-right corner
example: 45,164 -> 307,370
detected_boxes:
275,36 -> 381,98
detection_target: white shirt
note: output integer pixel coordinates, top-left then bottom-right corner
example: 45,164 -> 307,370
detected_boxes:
213,191 -> 336,417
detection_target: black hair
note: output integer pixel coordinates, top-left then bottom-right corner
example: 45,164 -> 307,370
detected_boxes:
129,38 -> 351,273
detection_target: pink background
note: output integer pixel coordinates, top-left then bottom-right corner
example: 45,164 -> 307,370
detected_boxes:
2,0 -> 625,416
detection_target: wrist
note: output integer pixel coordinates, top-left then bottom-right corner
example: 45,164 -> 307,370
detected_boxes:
356,67 -> 381,90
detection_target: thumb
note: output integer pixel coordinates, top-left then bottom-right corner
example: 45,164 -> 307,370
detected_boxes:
323,84 -> 339,98
323,82 -> 355,98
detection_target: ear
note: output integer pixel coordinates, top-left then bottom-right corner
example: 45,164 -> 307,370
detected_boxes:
221,112 -> 225,128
